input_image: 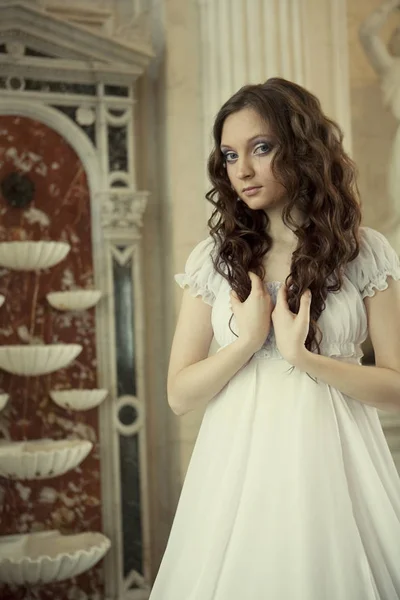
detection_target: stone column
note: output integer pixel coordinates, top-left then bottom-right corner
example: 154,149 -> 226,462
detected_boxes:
198,0 -> 352,184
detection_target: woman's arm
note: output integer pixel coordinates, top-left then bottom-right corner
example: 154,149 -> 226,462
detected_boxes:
359,0 -> 398,75
167,290 -> 255,416
293,276 -> 400,411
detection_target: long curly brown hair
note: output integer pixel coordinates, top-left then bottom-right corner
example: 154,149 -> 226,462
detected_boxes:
206,77 -> 362,354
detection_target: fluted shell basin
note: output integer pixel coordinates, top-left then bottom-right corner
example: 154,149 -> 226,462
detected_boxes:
0,530 -> 111,584
0,241 -> 70,271
50,389 -> 108,411
0,344 -> 82,376
0,439 -> 93,480
0,394 -> 9,411
47,290 -> 102,312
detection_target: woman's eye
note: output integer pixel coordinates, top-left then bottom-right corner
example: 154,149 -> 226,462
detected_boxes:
224,151 -> 238,163
254,143 -> 271,155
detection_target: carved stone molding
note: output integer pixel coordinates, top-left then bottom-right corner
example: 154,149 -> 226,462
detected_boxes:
28,0 -> 154,48
115,8 -> 152,48
0,0 -> 154,83
100,190 -> 149,233
44,3 -> 114,33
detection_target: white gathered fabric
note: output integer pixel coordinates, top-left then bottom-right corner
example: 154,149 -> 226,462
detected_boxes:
150,227 -> 400,600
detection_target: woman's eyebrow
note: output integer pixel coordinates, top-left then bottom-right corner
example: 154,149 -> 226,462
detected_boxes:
220,134 -> 271,150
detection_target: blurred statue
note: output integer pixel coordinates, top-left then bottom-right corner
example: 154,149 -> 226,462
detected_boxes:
359,0 -> 400,248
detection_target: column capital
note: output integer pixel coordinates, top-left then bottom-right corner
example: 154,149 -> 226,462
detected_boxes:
99,189 -> 149,238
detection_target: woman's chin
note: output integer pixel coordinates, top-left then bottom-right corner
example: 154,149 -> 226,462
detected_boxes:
242,196 -> 274,211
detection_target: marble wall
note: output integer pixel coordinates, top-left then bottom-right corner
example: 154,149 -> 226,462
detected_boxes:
0,116 -> 104,599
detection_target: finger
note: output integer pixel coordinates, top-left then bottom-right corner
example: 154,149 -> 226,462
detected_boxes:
230,289 -> 239,301
276,283 -> 289,308
298,289 -> 312,319
248,271 -> 264,292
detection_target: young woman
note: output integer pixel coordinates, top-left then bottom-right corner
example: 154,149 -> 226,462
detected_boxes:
150,78 -> 400,599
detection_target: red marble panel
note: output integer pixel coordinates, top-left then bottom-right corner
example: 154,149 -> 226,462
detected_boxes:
0,116 -> 105,599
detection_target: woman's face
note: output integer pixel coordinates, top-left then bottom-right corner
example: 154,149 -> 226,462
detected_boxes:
220,108 -> 287,211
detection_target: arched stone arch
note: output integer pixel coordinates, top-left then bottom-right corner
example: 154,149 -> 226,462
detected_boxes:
0,100 -> 102,220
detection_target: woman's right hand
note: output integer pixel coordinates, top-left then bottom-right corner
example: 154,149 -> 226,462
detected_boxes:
230,271 -> 273,353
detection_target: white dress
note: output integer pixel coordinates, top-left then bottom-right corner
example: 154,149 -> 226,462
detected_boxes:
149,226 -> 400,600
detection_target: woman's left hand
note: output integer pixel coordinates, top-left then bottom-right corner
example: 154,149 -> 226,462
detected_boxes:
271,284 -> 312,365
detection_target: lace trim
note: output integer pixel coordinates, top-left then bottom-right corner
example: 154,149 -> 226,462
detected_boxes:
361,269 -> 400,299
174,274 -> 215,307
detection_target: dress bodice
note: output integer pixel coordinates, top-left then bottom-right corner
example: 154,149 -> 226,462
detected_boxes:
175,227 -> 400,362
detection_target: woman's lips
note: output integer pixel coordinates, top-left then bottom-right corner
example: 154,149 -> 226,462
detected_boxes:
243,186 -> 262,196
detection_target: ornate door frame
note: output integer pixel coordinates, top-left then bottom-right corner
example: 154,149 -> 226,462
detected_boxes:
0,3 -> 155,598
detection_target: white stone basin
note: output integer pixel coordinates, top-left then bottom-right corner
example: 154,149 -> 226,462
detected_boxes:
0,530 -> 111,584
0,439 -> 93,480
0,241 -> 70,271
0,344 -> 82,376
50,389 -> 108,411
47,290 -> 102,311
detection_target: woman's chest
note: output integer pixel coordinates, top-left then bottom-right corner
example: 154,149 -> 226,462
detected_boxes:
261,249 -> 293,284
211,276 -> 369,354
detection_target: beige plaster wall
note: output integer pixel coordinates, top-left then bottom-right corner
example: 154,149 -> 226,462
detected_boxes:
347,0 -> 398,228
159,0 -> 208,497
141,0 -> 208,573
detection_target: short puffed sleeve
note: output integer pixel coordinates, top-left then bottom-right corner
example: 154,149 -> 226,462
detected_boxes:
174,237 -> 220,306
346,226 -> 400,299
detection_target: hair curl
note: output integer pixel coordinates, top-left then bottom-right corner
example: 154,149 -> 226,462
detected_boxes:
206,77 -> 362,354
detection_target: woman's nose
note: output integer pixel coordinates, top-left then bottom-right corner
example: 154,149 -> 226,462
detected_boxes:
236,156 -> 255,179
